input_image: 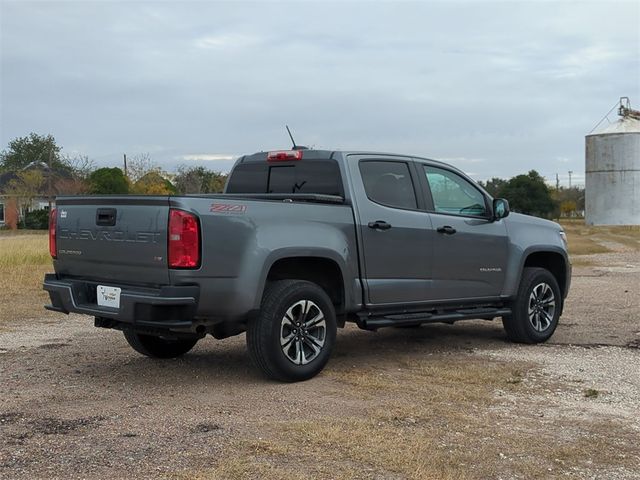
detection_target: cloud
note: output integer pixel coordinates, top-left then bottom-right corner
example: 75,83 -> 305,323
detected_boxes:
547,45 -> 625,79
180,154 -> 236,162
0,0 -> 638,188
440,157 -> 486,164
194,33 -> 262,50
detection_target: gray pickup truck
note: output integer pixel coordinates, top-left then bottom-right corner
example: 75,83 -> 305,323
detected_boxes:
44,149 -> 571,381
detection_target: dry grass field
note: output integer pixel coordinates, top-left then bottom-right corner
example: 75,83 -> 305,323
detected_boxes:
0,222 -> 639,479
561,220 -> 640,258
0,233 -> 53,329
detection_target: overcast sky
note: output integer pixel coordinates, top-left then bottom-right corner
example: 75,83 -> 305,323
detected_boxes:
1,0 -> 638,185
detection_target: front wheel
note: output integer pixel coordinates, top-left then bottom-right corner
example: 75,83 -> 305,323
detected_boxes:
502,267 -> 562,343
247,280 -> 337,382
123,330 -> 199,358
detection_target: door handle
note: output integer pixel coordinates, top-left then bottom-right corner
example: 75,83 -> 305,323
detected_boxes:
437,225 -> 457,235
368,220 -> 392,230
96,208 -> 117,226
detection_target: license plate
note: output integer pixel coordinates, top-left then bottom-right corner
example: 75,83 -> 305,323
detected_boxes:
97,285 -> 121,309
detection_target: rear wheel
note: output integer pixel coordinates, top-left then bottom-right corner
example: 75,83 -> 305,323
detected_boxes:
247,280 -> 337,382
502,267 -> 561,343
123,330 -> 198,358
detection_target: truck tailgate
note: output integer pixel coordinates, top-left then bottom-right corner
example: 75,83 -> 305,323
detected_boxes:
54,196 -> 170,286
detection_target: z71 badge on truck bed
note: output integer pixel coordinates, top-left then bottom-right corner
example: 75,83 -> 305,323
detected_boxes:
44,148 -> 571,382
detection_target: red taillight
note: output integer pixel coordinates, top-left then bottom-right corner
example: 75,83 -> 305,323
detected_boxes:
168,209 -> 200,268
267,150 -> 303,162
49,208 -> 57,259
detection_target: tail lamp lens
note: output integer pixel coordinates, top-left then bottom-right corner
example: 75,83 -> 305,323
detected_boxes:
49,208 -> 57,258
168,209 -> 200,268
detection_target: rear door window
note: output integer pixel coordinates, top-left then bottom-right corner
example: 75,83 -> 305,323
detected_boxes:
359,161 -> 417,210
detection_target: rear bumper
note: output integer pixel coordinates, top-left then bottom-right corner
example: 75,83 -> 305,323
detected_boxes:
43,274 -> 199,331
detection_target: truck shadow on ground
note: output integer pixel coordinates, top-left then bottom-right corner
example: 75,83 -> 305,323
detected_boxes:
79,320 -> 513,386
335,320 -> 508,354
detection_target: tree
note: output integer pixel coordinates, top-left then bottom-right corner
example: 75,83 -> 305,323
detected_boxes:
479,177 -> 507,197
497,170 -> 557,218
207,171 -> 228,193
126,153 -> 157,183
131,171 -> 177,195
88,168 -> 129,194
174,165 -> 205,194
552,186 -> 585,218
124,153 -> 178,194
44,155 -> 94,195
560,200 -> 578,217
55,177 -> 90,195
64,154 -> 96,182
0,133 -> 66,172
174,165 -> 228,194
4,170 -> 45,227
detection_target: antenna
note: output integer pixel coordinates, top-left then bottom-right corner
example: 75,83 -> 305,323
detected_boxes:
286,125 -> 297,149
285,125 -> 308,151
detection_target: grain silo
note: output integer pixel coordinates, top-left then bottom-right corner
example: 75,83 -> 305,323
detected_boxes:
585,98 -> 640,225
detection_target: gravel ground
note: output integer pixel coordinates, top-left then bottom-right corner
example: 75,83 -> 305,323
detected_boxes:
482,345 -> 640,426
1,251 -> 639,479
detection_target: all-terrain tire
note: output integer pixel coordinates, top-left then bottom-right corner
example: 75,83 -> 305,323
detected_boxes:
123,330 -> 198,359
246,280 -> 337,382
502,267 -> 562,344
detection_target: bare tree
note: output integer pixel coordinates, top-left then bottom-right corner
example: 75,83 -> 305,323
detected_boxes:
63,154 -> 96,181
55,177 -> 90,195
127,153 -> 160,183
174,165 -> 228,194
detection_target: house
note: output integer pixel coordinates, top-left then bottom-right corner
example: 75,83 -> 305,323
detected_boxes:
0,162 -> 71,229
0,172 -> 21,229
0,194 -> 52,229
0,196 -> 18,229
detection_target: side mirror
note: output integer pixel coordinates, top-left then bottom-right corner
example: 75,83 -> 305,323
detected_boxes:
493,198 -> 510,220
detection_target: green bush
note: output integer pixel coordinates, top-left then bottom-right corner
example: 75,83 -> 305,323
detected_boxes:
23,209 -> 49,230
89,167 -> 129,194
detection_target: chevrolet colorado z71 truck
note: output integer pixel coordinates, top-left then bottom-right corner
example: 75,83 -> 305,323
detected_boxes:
44,149 -> 571,381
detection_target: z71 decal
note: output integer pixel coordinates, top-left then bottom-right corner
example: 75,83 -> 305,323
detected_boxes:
210,203 -> 247,214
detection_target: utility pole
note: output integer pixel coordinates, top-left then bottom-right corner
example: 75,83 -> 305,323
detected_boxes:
568,170 -> 573,189
123,153 -> 128,178
48,149 -> 53,211
556,173 -> 560,190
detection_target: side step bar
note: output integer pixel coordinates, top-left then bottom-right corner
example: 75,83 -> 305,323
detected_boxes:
356,307 -> 512,330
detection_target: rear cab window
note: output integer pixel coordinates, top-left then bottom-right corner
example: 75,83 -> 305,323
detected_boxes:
226,154 -> 343,196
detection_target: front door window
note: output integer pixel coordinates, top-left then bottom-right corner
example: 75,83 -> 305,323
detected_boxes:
424,166 -> 487,217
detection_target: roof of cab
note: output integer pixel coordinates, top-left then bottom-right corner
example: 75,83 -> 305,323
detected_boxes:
238,149 -> 336,163
235,148 -> 483,194
238,149 -> 451,168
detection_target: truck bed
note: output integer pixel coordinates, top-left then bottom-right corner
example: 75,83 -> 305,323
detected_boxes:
48,193 -> 359,329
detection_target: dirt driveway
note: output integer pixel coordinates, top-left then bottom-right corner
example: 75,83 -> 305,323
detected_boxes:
1,251 -> 639,479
